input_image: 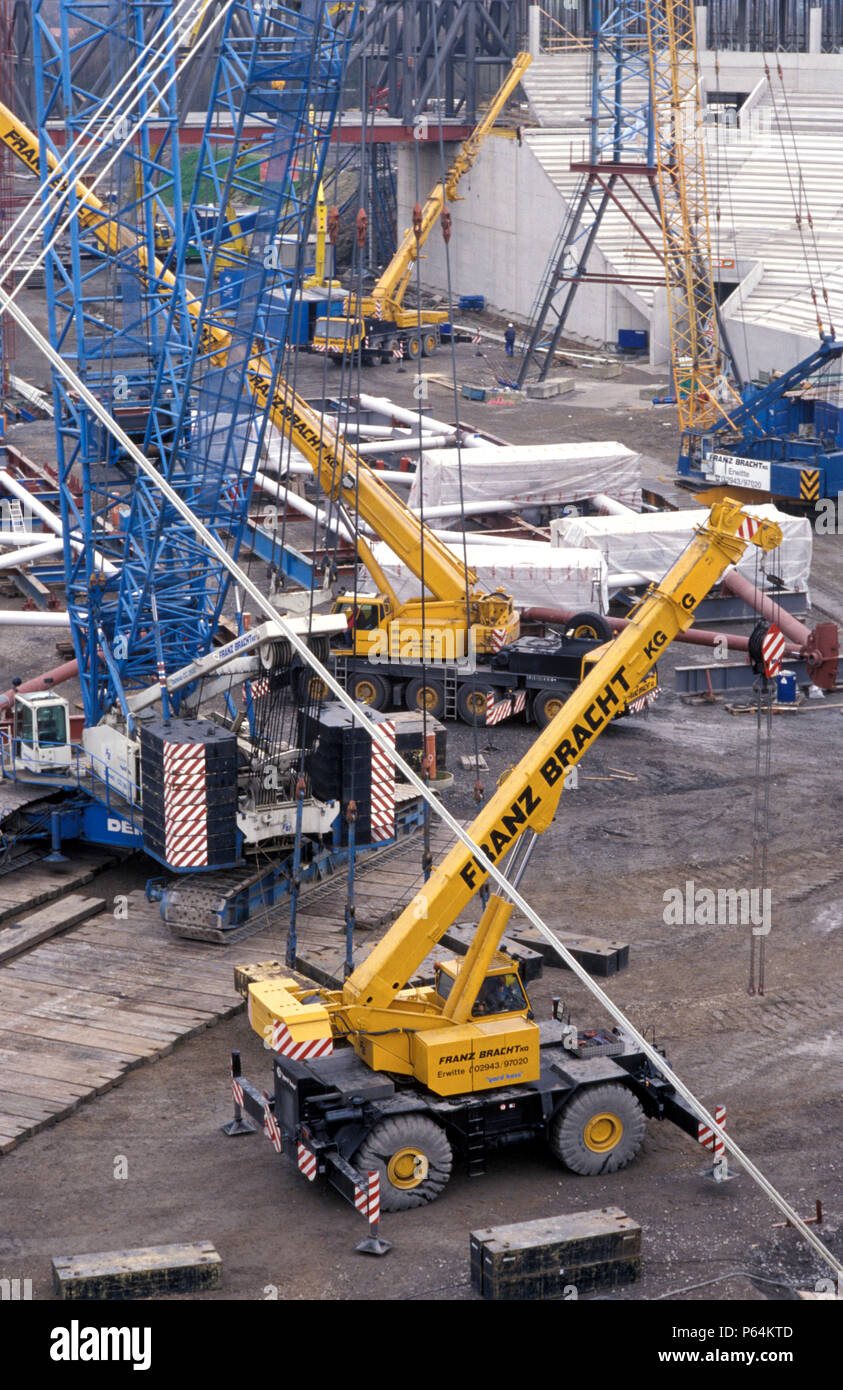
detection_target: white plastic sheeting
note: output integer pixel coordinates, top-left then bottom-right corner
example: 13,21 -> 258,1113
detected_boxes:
408,441 -> 642,522
369,538 -> 609,611
551,504 -> 813,594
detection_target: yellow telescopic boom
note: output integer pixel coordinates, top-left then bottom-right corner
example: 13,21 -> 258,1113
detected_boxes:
340,500 -> 781,1015
363,51 -> 532,320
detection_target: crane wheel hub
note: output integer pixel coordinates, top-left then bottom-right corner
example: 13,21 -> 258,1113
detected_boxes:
583,1112 -> 623,1153
355,680 -> 378,704
387,1147 -> 429,1188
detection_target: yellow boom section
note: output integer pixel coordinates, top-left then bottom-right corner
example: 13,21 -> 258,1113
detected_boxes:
0,102 -> 481,605
342,500 -> 782,1012
363,50 -> 532,319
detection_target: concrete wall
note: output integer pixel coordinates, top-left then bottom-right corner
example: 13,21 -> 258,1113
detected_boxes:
699,50 -> 843,95
397,136 -> 649,350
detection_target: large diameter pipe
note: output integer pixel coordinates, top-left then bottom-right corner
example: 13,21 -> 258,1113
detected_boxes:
355,433 -> 452,456
721,568 -> 838,688
0,470 -> 118,576
0,610 -> 71,625
0,658 -> 79,711
264,459 -> 414,485
0,530 -> 58,546
720,568 -> 811,645
521,606 -> 802,656
0,537 -> 63,570
590,492 -> 637,516
354,392 -> 459,437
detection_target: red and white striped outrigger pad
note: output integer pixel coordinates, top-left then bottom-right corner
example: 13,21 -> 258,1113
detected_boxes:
354,1171 -> 380,1221
698,1105 -> 726,1158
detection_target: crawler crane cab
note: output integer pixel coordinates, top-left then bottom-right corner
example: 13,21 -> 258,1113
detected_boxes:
13,692 -> 73,773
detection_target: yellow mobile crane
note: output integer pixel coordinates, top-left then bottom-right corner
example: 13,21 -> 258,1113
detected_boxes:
234,500 -> 782,1210
2,98 -> 658,728
312,51 -> 532,364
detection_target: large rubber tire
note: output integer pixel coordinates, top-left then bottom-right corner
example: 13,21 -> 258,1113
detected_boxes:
405,334 -> 422,360
531,686 -> 570,729
297,668 -> 329,703
549,1083 -> 646,1176
351,672 -> 390,710
353,1115 -> 453,1211
456,682 -> 488,726
405,677 -> 445,719
421,330 -> 438,358
564,611 -> 613,643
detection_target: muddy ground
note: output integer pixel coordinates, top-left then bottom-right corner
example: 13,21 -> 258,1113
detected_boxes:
1,309 -> 841,1306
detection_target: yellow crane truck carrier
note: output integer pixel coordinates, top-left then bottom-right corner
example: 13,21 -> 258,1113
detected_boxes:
230,500 -> 782,1209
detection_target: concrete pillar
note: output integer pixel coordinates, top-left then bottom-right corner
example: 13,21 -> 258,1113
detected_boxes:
694,5 -> 707,54
809,7 -> 823,54
528,4 -> 541,59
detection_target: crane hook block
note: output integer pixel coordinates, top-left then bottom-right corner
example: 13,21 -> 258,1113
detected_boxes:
441,208 -> 452,244
356,208 -> 367,248
412,202 -> 423,240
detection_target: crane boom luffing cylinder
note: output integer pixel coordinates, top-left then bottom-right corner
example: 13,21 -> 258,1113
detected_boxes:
247,500 -> 782,1094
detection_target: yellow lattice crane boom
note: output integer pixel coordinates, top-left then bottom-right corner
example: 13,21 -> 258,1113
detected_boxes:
645,1 -> 722,432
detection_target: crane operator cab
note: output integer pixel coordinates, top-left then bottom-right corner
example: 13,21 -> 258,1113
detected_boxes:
434,958 -> 530,1017
14,692 -> 72,773
331,593 -> 387,655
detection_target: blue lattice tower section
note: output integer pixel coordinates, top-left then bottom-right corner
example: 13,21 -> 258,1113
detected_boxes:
518,0 -> 662,384
32,0 -> 192,724
107,0 -> 357,714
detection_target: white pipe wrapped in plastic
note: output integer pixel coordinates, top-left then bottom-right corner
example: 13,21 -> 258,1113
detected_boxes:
355,434 -> 452,456
0,537 -> 63,569
0,608 -> 71,625
411,499 -> 520,520
590,492 -> 637,516
0,470 -> 118,576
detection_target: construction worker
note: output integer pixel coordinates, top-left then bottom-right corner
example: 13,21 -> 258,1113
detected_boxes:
504,322 -> 516,357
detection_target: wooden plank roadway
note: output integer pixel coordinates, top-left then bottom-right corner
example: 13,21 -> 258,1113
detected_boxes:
0,850 -> 119,926
0,821 -> 456,1153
